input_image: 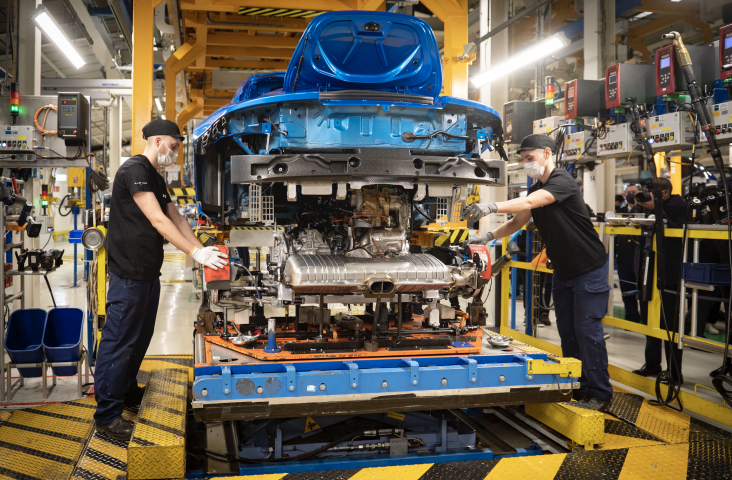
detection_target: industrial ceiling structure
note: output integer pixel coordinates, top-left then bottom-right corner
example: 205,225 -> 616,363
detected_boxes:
0,0 -> 726,157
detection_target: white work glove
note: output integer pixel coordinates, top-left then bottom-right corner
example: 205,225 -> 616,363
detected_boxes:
190,246 -> 228,270
465,232 -> 495,246
461,202 -> 497,221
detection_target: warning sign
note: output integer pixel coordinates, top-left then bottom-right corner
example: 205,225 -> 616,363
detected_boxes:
304,416 -> 321,434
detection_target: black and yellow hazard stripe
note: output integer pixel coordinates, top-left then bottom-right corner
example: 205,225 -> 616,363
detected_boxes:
0,397 -> 95,480
167,187 -> 196,197
176,198 -> 195,204
435,228 -> 469,247
127,369 -> 188,479
238,7 -> 324,18
231,226 -> 285,230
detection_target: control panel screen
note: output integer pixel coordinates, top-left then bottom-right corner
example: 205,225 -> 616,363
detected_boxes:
658,51 -> 672,92
609,72 -> 617,84
726,36 -> 732,49
725,32 -> 732,67
565,83 -> 575,117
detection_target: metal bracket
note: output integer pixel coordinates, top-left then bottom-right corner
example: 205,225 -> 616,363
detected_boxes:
344,362 -> 359,388
459,356 -> 478,383
284,364 -> 296,392
402,359 -> 419,386
221,366 -> 231,395
526,357 -> 582,378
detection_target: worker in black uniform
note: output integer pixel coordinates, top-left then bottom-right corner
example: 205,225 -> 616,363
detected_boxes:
632,178 -> 688,384
615,185 -> 642,323
462,134 -> 613,410
94,120 -> 228,440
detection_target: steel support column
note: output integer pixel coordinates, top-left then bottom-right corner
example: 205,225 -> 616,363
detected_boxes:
132,0 -> 163,154
422,0 -> 469,99
19,1 -> 42,95
109,98 -> 122,181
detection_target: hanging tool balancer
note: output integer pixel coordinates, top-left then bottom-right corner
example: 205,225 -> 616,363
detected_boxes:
624,98 -> 666,300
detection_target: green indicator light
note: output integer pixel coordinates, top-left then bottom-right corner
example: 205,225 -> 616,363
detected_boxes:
545,98 -> 554,106
10,105 -> 18,113
41,200 -> 48,206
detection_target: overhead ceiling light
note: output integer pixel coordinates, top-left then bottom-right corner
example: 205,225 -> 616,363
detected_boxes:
155,97 -> 163,112
30,6 -> 85,70
161,115 -> 166,120
470,34 -> 569,87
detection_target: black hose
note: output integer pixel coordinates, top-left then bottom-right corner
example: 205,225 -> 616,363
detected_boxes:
57,195 -> 72,217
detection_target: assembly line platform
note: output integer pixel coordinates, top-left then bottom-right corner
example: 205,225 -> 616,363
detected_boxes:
0,352 -> 730,479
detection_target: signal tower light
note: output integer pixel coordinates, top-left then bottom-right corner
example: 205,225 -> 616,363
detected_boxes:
10,83 -> 19,122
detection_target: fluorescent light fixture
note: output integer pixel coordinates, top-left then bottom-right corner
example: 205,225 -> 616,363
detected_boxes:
31,6 -> 85,70
155,97 -> 163,112
161,115 -> 166,120
470,34 -> 569,87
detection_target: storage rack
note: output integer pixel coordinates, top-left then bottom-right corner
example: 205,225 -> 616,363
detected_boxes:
0,177 -> 89,400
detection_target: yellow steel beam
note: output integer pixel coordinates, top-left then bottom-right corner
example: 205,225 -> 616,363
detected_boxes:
177,101 -> 204,130
206,33 -> 299,48
183,11 -> 308,32
203,59 -> 289,70
207,46 -> 295,60
181,0 -> 356,12
421,0 -> 469,99
639,0 -> 700,16
166,30 -> 207,123
132,0 -> 156,155
356,0 -> 386,10
624,36 -> 651,61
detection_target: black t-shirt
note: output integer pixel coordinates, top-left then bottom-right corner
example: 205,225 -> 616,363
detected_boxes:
106,155 -> 172,280
528,169 -> 607,281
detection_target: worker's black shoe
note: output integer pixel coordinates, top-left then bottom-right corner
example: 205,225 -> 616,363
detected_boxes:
538,313 -> 551,326
96,417 -> 134,441
577,396 -> 611,412
632,364 -> 662,377
124,386 -> 146,408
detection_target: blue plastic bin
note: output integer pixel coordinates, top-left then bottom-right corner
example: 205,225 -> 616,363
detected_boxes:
681,263 -> 731,285
42,307 -> 84,376
68,230 -> 84,244
4,309 -> 48,378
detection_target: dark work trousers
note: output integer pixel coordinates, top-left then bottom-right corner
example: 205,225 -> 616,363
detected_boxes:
640,287 -> 683,377
617,262 -> 641,323
552,259 -> 613,402
94,271 -> 161,425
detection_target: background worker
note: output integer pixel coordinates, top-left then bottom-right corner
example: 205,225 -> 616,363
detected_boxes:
615,185 -> 643,323
632,178 -> 688,384
462,134 -> 613,410
94,119 -> 228,440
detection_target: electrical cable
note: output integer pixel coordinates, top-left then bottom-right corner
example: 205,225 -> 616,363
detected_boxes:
196,429 -> 368,464
44,275 -> 56,308
34,105 -> 57,135
57,195 -> 73,217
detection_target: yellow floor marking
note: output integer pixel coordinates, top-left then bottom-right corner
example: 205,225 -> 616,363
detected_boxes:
88,435 -> 127,462
0,446 -> 73,479
0,412 -> 10,422
618,443 -> 689,479
634,401 -> 690,444
348,463 -> 433,480
598,433 -> 665,451
485,453 -> 566,480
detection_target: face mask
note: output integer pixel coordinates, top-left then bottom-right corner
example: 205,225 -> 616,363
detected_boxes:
157,140 -> 178,167
523,160 -> 545,179
626,194 -> 635,204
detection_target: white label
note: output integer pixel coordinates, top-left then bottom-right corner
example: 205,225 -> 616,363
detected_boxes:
307,385 -> 315,392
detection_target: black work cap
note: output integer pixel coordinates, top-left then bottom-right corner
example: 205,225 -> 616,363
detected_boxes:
517,134 -> 556,154
142,119 -> 184,140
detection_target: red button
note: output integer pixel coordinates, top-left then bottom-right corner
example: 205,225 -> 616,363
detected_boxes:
73,130 -> 77,134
